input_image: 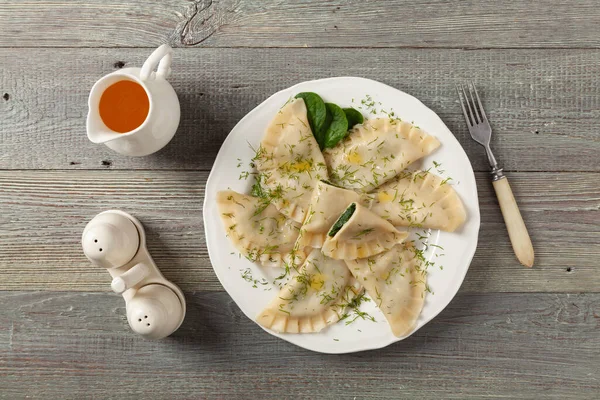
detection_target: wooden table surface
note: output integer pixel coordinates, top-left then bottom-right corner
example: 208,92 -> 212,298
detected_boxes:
1,1 -> 599,398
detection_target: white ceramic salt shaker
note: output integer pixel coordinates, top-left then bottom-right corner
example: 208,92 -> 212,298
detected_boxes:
82,210 -> 186,339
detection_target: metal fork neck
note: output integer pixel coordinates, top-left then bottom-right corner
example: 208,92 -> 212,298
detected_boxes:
491,166 -> 505,181
484,145 -> 505,181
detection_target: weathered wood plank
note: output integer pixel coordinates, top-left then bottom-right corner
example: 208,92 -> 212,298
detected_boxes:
0,291 -> 598,399
3,0 -> 600,49
2,48 -> 600,172
0,170 -> 598,293
0,0 -> 187,48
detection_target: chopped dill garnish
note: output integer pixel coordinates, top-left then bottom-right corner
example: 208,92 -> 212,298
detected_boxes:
352,228 -> 374,240
239,170 -> 250,180
340,292 -> 376,325
240,268 -> 269,288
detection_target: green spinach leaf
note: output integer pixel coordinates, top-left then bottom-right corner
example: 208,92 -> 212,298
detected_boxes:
343,107 -> 364,129
295,92 -> 328,149
323,103 -> 349,149
328,203 -> 356,237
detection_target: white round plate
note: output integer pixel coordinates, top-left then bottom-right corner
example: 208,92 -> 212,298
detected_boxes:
203,77 -> 480,354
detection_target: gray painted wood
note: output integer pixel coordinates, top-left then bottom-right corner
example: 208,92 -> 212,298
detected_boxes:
2,48 -> 600,172
3,0 -> 600,49
2,1 -> 599,397
0,291 -> 598,399
1,170 -> 598,293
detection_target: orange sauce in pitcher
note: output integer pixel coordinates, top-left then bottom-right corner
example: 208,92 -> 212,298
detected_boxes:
99,80 -> 149,133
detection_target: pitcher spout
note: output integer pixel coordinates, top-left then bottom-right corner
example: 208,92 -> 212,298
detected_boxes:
86,109 -> 140,144
86,112 -> 129,144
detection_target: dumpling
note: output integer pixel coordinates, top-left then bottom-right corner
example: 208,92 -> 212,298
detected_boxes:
322,203 -> 408,260
256,249 -> 362,333
295,180 -> 362,250
345,244 -> 426,337
254,98 -> 329,223
365,170 -> 466,232
217,190 -> 303,268
324,119 -> 440,192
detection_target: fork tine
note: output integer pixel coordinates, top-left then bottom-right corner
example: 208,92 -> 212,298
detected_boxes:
471,82 -> 487,122
460,84 -> 477,126
467,83 -> 481,123
455,84 -> 472,126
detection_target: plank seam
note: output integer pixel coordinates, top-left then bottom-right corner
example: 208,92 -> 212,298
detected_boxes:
3,46 -> 600,50
1,169 -> 599,173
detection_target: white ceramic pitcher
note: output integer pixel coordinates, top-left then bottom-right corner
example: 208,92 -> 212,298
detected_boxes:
86,45 -> 180,156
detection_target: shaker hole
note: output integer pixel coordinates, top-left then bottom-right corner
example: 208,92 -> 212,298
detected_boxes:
146,323 -> 150,326
94,239 -> 98,243
99,248 -> 103,252
144,315 -> 148,319
138,318 -> 142,322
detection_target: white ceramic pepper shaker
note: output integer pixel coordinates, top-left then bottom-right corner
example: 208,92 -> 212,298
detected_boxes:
82,210 -> 186,339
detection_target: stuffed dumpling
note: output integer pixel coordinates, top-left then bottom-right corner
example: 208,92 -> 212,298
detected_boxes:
324,119 -> 440,192
295,180 -> 362,250
366,170 -> 466,232
254,98 -> 329,223
345,243 -> 426,337
256,249 -> 362,333
217,190 -> 303,267
322,203 -> 408,260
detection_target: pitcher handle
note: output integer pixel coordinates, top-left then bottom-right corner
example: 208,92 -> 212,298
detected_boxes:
140,44 -> 173,81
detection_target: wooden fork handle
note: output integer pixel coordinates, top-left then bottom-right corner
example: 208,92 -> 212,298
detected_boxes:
492,177 -> 535,268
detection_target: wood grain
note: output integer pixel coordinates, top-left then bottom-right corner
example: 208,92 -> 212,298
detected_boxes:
0,0 -> 187,48
2,1 -> 598,397
2,48 -> 600,172
1,170 -> 597,293
3,0 -> 600,49
0,291 -> 598,399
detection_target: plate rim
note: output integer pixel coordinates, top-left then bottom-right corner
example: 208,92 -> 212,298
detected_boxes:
203,76 -> 480,354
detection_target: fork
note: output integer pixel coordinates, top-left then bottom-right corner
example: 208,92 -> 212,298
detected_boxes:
456,83 -> 534,268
